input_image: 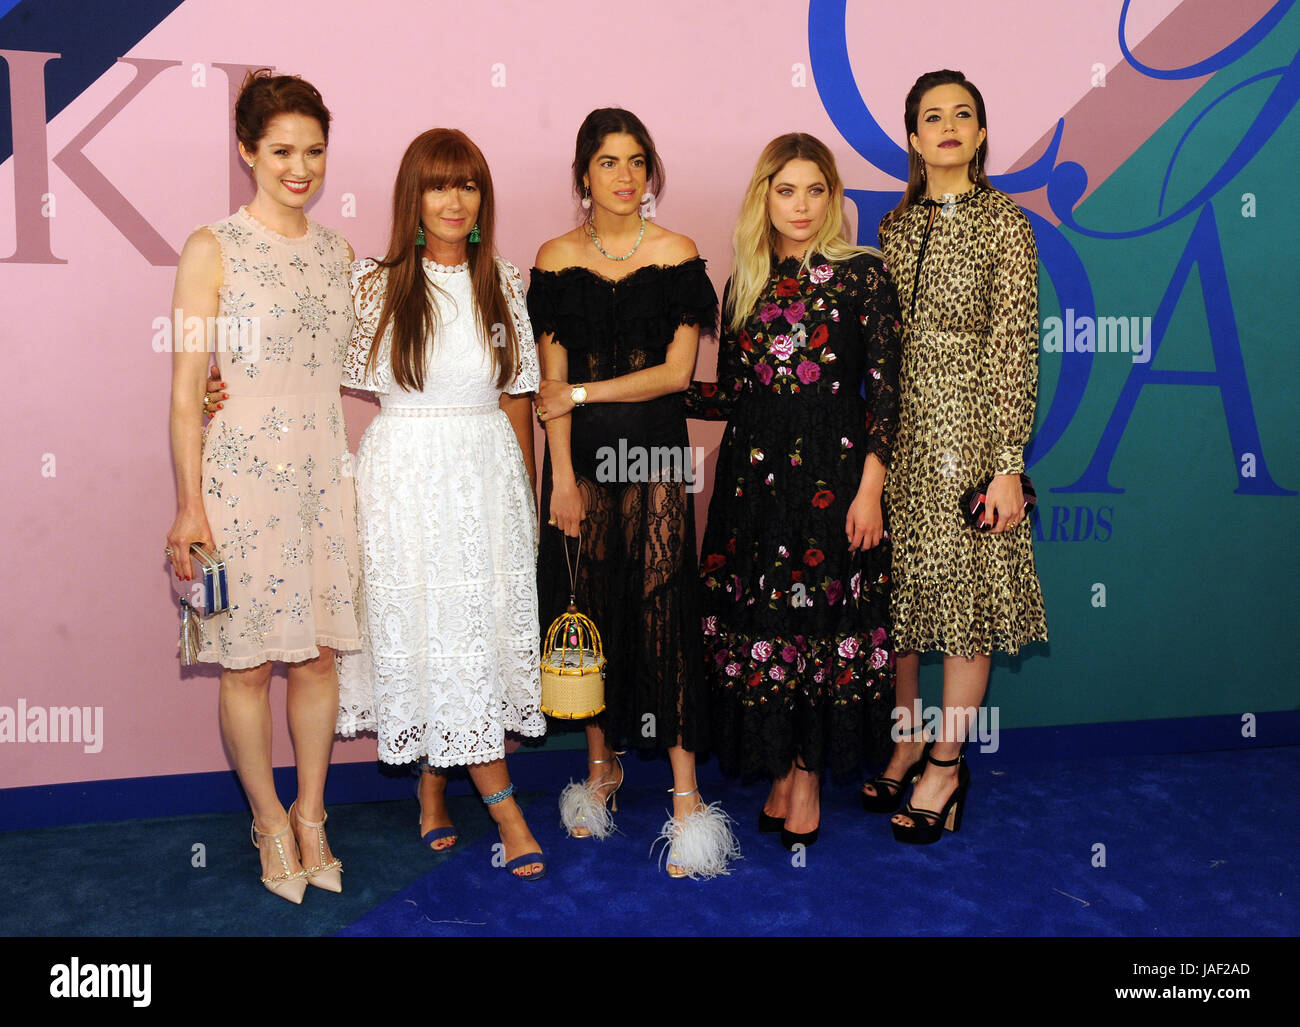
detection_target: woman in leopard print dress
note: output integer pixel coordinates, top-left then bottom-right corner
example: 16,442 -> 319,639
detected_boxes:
866,69 -> 1048,843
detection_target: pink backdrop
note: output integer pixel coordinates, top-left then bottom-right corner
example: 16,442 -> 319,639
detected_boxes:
1,0 -> 1192,788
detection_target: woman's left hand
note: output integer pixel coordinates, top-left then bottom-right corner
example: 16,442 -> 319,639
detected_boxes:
535,379 -> 576,422
985,473 -> 1026,533
202,364 -> 226,417
846,493 -> 884,551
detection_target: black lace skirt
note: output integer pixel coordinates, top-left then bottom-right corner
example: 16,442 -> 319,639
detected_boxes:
698,391 -> 895,781
537,396 -> 708,753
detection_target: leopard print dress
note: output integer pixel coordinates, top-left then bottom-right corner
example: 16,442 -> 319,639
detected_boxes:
879,186 -> 1047,656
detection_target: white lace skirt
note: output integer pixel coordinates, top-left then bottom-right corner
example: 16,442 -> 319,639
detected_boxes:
336,403 -> 545,765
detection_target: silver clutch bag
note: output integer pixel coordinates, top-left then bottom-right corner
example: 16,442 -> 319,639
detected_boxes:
179,543 -> 229,665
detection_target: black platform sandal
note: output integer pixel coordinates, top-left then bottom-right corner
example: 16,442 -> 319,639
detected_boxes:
861,725 -> 930,814
890,749 -> 969,845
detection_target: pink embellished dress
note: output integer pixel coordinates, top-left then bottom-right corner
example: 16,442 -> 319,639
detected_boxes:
196,207 -> 363,669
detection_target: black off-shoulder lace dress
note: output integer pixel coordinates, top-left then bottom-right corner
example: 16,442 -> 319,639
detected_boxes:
527,258 -> 718,753
685,251 -> 902,781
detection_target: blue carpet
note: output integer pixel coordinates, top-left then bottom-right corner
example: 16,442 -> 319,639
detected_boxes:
1,747 -> 1295,937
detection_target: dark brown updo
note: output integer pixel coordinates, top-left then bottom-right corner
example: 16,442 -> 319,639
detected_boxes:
571,107 -> 665,206
234,69 -> 331,152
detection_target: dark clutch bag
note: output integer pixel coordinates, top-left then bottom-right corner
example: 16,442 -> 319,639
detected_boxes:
959,473 -> 1037,532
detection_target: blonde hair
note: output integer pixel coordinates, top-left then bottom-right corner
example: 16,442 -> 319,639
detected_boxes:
727,133 -> 876,334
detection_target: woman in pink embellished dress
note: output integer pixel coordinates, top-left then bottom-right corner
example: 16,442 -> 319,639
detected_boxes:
166,71 -> 360,903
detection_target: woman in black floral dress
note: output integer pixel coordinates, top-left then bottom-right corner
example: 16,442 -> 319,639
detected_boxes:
528,108 -> 739,878
687,134 -> 901,849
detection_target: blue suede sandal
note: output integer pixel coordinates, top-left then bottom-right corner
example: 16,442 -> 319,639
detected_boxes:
418,758 -> 458,852
483,783 -> 545,882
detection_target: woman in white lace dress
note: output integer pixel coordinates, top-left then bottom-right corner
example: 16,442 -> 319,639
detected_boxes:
335,129 -> 547,879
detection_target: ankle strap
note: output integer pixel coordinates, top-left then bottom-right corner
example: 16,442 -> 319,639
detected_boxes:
669,786 -> 699,797
482,783 -> 515,806
927,751 -> 965,767
289,800 -> 327,828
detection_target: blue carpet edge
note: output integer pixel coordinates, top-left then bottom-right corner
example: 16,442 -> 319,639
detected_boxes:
3,709 -> 1297,831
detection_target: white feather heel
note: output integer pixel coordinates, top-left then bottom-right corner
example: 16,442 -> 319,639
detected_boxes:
652,788 -> 741,880
559,755 -> 623,839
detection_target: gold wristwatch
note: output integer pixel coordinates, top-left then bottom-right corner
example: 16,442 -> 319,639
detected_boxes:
570,384 -> 588,407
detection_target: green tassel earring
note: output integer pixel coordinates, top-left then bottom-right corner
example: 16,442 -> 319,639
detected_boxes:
468,223 -> 481,243
415,224 -> 425,247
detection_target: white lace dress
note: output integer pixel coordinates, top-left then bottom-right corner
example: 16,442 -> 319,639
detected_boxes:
335,255 -> 545,766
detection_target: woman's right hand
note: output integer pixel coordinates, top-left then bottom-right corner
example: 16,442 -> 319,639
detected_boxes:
550,478 -> 585,538
166,507 -> 214,581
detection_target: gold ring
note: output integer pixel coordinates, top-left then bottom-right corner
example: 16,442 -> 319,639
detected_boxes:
547,518 -> 556,526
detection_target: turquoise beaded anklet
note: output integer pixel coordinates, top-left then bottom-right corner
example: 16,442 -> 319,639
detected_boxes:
481,783 -> 514,806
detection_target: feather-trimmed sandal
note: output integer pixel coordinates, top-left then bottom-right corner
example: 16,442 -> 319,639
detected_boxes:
652,787 -> 741,880
559,753 -> 624,839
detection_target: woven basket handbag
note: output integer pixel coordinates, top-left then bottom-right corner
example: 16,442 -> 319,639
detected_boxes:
540,531 -> 605,719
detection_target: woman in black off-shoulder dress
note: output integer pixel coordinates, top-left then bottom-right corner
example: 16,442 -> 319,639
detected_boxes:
527,108 -> 738,879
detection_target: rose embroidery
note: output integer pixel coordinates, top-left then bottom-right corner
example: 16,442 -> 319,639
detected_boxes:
770,335 -> 796,362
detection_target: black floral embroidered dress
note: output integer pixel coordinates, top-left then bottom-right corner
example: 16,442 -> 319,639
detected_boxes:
686,251 -> 902,780
527,259 -> 718,753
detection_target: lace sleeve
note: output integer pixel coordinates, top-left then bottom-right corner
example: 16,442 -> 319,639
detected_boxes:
343,259 -> 391,394
666,258 -> 719,338
498,258 -> 539,395
684,278 -> 745,420
856,256 -> 902,467
986,201 -> 1039,476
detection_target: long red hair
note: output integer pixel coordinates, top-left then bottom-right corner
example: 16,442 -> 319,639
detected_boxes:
366,129 -> 518,391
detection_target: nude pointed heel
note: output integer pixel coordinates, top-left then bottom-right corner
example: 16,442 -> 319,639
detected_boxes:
251,817 -> 308,904
290,801 -> 343,893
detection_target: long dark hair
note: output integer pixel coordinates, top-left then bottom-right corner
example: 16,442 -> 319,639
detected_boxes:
571,107 -> 665,212
366,129 -> 518,391
889,69 -> 992,222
